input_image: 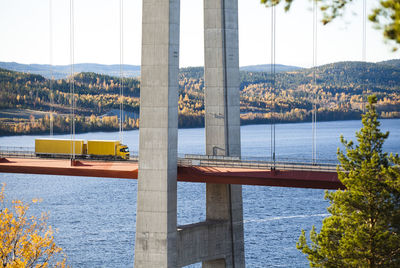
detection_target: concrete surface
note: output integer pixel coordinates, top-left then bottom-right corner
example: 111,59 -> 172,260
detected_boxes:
203,0 -> 245,267
135,0 -> 244,267
134,0 -> 180,266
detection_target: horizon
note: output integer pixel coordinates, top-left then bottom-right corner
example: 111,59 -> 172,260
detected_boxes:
1,58 -> 399,70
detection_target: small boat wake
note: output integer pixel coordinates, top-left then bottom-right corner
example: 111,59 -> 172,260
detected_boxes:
244,213 -> 329,223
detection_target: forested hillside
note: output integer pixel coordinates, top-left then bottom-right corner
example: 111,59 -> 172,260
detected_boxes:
240,64 -> 301,72
0,60 -> 399,136
0,62 -> 141,79
378,59 -> 400,68
179,61 -> 400,125
0,69 -> 140,135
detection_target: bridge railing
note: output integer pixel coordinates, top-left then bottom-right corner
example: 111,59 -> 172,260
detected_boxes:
129,154 -> 139,161
240,156 -> 339,165
180,154 -> 338,172
0,146 -> 36,158
0,148 -> 338,171
182,154 -> 339,164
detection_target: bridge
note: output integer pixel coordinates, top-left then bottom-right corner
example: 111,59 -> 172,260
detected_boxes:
0,151 -> 342,267
0,0 -> 346,267
0,152 -> 342,190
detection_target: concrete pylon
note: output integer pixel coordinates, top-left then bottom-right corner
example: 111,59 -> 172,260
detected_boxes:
134,0 -> 180,267
135,0 -> 244,267
203,0 -> 245,267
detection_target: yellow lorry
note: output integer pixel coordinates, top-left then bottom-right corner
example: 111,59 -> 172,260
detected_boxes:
35,139 -> 129,160
87,140 -> 129,160
35,139 -> 85,157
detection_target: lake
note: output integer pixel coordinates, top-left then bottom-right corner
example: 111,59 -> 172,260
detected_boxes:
0,119 -> 399,267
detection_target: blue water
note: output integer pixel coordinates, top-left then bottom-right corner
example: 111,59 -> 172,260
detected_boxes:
0,119 -> 399,267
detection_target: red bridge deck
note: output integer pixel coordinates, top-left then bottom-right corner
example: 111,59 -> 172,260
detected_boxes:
0,158 -> 344,190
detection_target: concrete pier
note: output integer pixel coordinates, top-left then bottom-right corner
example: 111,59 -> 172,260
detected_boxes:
134,0 -> 180,266
203,0 -> 245,267
204,0 -> 241,158
135,0 -> 244,267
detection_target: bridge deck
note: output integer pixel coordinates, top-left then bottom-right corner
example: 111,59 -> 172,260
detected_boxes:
0,157 -> 344,189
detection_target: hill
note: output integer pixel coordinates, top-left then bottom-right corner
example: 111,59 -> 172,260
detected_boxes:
0,62 -> 141,79
240,64 -> 301,72
240,61 -> 400,89
0,62 -> 301,79
0,60 -> 399,136
180,61 -> 400,91
378,59 -> 400,68
1,60 -> 397,80
179,61 -> 400,126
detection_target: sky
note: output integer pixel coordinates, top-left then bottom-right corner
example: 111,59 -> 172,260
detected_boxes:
0,0 -> 397,68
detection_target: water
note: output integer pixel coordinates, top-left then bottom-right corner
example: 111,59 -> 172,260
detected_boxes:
0,119 -> 399,267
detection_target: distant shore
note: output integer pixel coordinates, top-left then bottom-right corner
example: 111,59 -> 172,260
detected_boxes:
1,117 -> 399,137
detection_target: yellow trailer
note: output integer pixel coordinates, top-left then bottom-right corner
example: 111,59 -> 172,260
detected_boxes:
35,139 -> 85,157
87,140 -> 129,160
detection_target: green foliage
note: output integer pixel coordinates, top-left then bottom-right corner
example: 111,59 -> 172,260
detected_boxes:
379,59 -> 400,68
369,0 -> 400,50
0,61 -> 400,135
261,0 -> 400,50
297,95 -> 400,267
0,68 -> 141,135
179,67 -> 204,80
238,61 -> 400,126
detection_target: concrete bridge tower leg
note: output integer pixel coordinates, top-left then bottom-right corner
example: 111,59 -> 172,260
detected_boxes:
203,0 -> 245,267
135,0 -> 243,266
134,0 -> 180,267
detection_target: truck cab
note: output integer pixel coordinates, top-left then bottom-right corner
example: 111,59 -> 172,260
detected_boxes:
117,144 -> 130,160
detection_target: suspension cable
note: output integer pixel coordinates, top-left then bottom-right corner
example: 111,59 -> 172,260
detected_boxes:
362,0 -> 366,62
119,0 -> 124,143
49,0 -> 54,136
222,0 -> 230,157
362,0 -> 367,112
312,0 -> 318,164
70,0 -> 75,160
270,3 -> 276,168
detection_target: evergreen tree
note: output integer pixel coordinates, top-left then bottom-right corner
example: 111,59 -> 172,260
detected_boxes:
297,95 -> 400,267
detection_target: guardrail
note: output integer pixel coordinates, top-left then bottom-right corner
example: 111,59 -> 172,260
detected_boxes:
0,146 -> 36,158
0,148 -> 337,172
178,155 -> 337,172
183,154 -> 339,165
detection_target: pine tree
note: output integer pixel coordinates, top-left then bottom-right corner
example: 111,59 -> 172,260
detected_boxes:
297,95 -> 400,267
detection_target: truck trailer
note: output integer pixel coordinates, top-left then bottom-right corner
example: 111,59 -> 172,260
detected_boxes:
34,139 -> 129,160
35,139 -> 85,157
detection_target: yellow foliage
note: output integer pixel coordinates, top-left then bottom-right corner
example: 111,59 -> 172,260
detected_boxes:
0,184 -> 68,267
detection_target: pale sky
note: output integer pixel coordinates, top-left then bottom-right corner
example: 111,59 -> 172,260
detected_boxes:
0,0 -> 397,68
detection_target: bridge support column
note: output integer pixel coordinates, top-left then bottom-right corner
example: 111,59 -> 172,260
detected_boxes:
203,0 -> 245,267
135,0 -> 243,267
134,0 -> 180,267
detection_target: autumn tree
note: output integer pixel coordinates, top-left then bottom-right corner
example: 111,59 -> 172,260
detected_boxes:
0,184 -> 67,267
297,95 -> 400,267
261,0 -> 400,50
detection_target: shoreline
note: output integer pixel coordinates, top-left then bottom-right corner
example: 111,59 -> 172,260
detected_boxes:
1,117 -> 398,138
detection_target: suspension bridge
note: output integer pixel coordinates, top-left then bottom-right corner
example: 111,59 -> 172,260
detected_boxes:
0,150 -> 342,189
0,0 -> 368,267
